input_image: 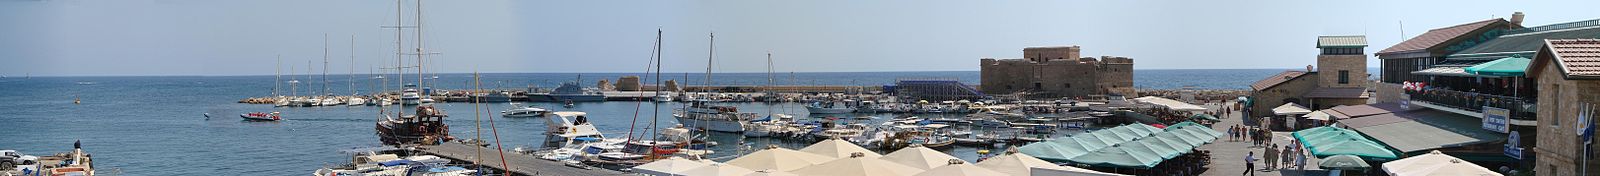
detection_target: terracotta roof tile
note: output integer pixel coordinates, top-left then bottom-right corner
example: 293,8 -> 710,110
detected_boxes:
1377,19 -> 1507,55
1304,88 -> 1368,99
1537,39 -> 1600,79
1250,71 -> 1306,91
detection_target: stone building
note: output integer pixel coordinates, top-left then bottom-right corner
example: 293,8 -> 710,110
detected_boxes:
1247,36 -> 1371,129
1531,39 -> 1600,176
979,46 -> 1134,98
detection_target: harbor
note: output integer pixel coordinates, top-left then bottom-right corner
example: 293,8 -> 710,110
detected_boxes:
8,0 -> 1593,175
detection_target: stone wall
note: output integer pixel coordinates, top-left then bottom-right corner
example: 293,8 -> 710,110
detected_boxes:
1249,72 -> 1320,118
1316,54 -> 1368,88
1373,82 -> 1405,104
1022,46 -> 1080,62
980,52 -> 1134,98
1534,61 -> 1600,176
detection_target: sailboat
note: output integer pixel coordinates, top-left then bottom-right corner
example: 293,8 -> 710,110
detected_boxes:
376,0 -> 452,146
345,35 -> 367,106
672,32 -> 755,133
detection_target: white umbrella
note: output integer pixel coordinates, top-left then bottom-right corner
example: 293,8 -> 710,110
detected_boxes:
881,146 -> 962,170
1381,150 -> 1503,176
801,138 -> 883,158
726,146 -> 836,171
633,157 -> 712,176
1273,102 -> 1312,115
792,152 -> 924,176
679,163 -> 756,176
976,149 -> 1124,176
1304,110 -> 1332,121
914,159 -> 1006,176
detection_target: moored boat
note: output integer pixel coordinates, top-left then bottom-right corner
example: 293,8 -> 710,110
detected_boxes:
240,112 -> 282,121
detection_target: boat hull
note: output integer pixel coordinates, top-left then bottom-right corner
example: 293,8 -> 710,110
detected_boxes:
806,106 -> 854,114
674,116 -> 745,133
551,94 -> 606,102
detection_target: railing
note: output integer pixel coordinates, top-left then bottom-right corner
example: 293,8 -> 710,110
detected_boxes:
1408,88 -> 1536,120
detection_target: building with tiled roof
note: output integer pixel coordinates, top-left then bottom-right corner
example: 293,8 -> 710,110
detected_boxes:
1531,39 -> 1600,176
1247,35 -> 1371,130
1374,18 -> 1519,103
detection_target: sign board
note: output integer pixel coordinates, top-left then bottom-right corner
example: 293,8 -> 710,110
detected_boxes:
1505,130 -> 1524,160
1482,106 -> 1510,133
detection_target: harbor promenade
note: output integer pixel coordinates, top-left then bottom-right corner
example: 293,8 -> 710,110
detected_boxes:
1199,101 -> 1330,176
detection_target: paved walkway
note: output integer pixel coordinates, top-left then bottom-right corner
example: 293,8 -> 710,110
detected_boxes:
1198,101 -> 1330,176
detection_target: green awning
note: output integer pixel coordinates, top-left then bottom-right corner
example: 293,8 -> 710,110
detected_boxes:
1069,146 -> 1164,168
1178,126 -> 1225,138
1189,114 -> 1220,121
1018,141 -> 1087,162
1319,154 -> 1372,170
1156,131 -> 1207,146
1127,138 -> 1183,159
1463,57 -> 1531,77
1167,121 -> 1204,129
1149,133 -> 1197,149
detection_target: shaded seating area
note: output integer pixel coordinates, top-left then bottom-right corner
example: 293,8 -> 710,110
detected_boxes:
1017,122 -> 1224,175
642,138 -> 1125,176
1381,150 -> 1503,176
1291,126 -> 1400,161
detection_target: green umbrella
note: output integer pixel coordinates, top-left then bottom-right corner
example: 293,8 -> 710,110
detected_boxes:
1018,141 -> 1083,162
1089,129 -> 1133,145
1179,126 -> 1225,138
1156,131 -> 1206,146
1109,125 -> 1151,138
1309,139 -> 1399,160
1172,127 -> 1218,142
1166,121 -> 1205,129
1319,154 -> 1371,170
1128,137 -> 1183,159
1463,57 -> 1531,77
1149,134 -> 1197,150
1074,133 -> 1114,149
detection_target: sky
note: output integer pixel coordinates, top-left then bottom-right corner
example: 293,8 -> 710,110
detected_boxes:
1,0 -> 1597,76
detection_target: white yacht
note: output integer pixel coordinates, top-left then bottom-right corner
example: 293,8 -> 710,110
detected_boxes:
401,87 -> 422,105
320,97 -> 343,106
806,101 -> 854,114
743,114 -> 792,137
346,97 -> 366,106
672,101 -> 757,133
501,105 -> 549,118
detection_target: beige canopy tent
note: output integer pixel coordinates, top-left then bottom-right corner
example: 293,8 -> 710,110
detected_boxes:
1304,110 -> 1332,121
679,163 -> 756,176
880,146 -> 963,170
791,152 -> 924,176
633,157 -> 713,176
1273,102 -> 1312,115
726,146 -> 835,171
913,159 -> 1006,176
1381,150 -> 1503,176
801,138 -> 884,158
1132,96 -> 1209,111
976,150 -> 1125,176
743,170 -> 798,176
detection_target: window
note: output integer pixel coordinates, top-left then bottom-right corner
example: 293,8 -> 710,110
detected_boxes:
1034,83 -> 1042,90
1063,83 -> 1071,88
1552,85 -> 1562,128
1338,70 -> 1350,84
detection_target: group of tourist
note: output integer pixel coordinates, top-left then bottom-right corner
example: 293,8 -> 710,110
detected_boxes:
1225,125 -> 1274,146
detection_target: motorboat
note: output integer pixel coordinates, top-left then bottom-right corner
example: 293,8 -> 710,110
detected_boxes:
501,105 -> 549,118
549,82 -> 606,102
321,97 -> 343,106
241,112 -> 282,121
805,101 -> 854,114
672,101 -> 757,133
401,84 -> 422,105
346,97 -> 366,106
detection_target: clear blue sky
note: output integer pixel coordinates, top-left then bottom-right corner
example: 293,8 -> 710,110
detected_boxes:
1,0 -> 1596,76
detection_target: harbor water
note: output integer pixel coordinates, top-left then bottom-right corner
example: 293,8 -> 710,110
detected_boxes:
0,69 -> 1313,175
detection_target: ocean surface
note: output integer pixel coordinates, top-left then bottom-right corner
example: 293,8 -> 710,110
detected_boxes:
0,69 -> 1353,175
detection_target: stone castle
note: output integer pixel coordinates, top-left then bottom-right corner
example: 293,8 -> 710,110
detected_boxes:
980,46 -> 1135,98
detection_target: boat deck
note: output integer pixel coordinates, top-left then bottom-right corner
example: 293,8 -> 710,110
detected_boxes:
415,142 -> 628,176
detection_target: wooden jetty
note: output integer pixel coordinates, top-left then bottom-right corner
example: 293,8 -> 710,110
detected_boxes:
415,142 -> 628,176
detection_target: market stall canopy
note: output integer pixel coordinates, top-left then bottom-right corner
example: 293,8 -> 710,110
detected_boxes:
1381,150 -> 1503,176
1068,146 -> 1163,169
1319,155 -> 1372,170
1463,57 -> 1531,77
1018,139 -> 1095,162
679,163 -> 756,176
634,157 -> 713,176
1189,114 -> 1220,121
1272,102 -> 1312,115
791,152 -> 923,176
801,138 -> 884,158
880,146 -> 963,170
743,170 -> 799,176
1308,138 -> 1400,160
912,159 -> 1006,176
977,151 -> 1120,176
1132,96 -> 1209,111
726,147 -> 836,171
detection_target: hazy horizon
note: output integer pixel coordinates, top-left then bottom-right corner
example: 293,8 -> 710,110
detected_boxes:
3,0 -> 1594,76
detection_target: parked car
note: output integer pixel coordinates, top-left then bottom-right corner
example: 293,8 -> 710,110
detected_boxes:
1,150 -> 38,171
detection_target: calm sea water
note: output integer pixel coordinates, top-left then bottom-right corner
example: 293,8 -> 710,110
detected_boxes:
0,69 -> 1335,175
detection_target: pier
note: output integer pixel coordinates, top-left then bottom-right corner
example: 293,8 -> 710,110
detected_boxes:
415,143 -> 628,176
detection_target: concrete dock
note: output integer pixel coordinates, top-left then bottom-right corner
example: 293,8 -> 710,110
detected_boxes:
415,142 -> 628,176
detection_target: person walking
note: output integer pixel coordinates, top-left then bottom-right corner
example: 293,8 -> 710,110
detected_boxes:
1244,152 -> 1257,176
1295,150 -> 1307,171
1264,144 -> 1279,171
1281,146 -> 1293,169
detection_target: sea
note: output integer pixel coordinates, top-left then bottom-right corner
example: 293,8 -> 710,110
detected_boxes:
0,69 -> 1361,175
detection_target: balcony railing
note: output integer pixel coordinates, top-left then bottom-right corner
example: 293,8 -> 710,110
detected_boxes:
1408,88 -> 1536,120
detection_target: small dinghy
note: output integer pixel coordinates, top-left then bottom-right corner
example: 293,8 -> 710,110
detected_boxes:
240,112 -> 282,121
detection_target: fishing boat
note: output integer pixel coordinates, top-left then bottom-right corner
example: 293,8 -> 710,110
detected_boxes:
672,101 -> 756,133
501,105 -> 549,118
240,112 -> 282,121
376,106 -> 452,145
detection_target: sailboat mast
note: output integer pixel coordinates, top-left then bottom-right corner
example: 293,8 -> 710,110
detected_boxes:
350,34 -> 356,95
323,33 -> 330,97
415,0 -> 425,91
276,55 -> 281,97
